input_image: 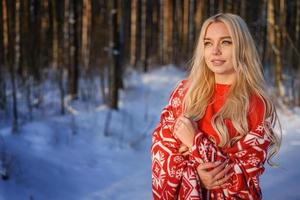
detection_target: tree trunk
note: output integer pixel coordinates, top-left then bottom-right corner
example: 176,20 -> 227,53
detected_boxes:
40,0 -> 51,70
6,0 -> 18,133
31,0 -> 42,81
162,0 -> 172,64
61,0 -> 71,112
267,0 -> 275,66
53,0 -> 65,114
261,0 -> 268,65
152,0 -> 160,64
0,0 -> 3,67
15,0 -> 20,81
143,0 -> 152,72
240,0 -> 247,19
182,0 -> 189,60
194,0 -> 204,35
141,0 -> 146,71
66,0 -> 79,99
226,0 -> 233,13
130,0 -> 137,67
209,0 -> 215,15
19,0 -> 33,120
159,0 -> 164,64
108,0 -> 119,109
275,0 -> 284,96
3,0 -> 8,112
122,0 -> 131,66
188,0 -> 195,57
295,0 -> 300,106
81,0 -> 91,71
172,0 -> 179,65
0,0 -> 6,111
135,0 -> 142,68
117,0 -> 124,89
52,0 -> 58,69
218,0 -> 224,12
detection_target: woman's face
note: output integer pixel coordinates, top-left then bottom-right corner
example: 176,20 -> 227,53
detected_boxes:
204,22 -> 236,84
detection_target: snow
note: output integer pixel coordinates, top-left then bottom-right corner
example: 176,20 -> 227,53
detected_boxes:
0,65 -> 299,200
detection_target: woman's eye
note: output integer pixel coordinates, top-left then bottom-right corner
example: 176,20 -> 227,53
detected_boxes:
204,41 -> 212,47
222,40 -> 232,45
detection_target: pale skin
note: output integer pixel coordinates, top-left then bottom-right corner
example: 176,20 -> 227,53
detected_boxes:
204,22 -> 237,84
174,22 -> 237,189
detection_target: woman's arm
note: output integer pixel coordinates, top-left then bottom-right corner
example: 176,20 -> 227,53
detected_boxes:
191,119 -> 271,199
151,80 -> 192,199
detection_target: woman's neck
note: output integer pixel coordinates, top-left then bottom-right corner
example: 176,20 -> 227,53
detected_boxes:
214,73 -> 236,85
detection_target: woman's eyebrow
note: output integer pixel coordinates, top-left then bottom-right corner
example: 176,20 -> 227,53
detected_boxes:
204,36 -> 232,40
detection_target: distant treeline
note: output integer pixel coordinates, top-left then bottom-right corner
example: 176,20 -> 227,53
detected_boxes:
0,0 -> 299,132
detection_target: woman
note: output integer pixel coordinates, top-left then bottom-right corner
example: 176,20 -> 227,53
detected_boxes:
151,13 -> 281,200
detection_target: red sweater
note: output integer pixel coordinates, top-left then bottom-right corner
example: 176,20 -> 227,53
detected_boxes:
151,80 -> 270,200
198,83 -> 265,146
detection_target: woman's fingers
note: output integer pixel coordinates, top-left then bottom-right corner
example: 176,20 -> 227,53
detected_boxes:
182,151 -> 190,156
209,175 -> 232,189
212,172 -> 235,188
213,163 -> 233,181
197,161 -> 235,190
209,161 -> 228,176
178,116 -> 196,134
197,161 -> 222,171
173,117 -> 195,148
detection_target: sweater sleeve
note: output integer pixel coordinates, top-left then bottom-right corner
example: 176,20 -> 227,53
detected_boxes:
191,97 -> 271,200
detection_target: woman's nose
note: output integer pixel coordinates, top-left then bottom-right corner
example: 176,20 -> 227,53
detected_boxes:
212,44 -> 221,55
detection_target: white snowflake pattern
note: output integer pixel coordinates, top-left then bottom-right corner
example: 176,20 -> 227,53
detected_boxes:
174,155 -> 184,163
248,157 -> 260,166
171,97 -> 181,108
255,125 -> 264,133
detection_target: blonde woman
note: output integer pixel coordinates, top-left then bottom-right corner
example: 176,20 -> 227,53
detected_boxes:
151,13 -> 281,200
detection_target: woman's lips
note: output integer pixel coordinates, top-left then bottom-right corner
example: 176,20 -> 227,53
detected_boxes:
211,59 -> 226,66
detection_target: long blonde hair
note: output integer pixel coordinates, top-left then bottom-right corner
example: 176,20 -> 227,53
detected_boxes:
183,13 -> 281,165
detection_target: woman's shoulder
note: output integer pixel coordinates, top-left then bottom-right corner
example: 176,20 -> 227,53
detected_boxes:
169,79 -> 189,98
175,79 -> 189,89
249,94 -> 265,112
166,79 -> 188,115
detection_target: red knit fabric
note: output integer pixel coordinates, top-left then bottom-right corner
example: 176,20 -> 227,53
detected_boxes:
198,83 -> 265,146
151,80 -> 270,200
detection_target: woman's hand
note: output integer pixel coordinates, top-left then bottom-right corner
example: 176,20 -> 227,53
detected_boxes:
197,161 -> 234,190
173,116 -> 198,148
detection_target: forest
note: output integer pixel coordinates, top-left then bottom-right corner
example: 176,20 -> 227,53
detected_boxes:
0,0 -> 300,132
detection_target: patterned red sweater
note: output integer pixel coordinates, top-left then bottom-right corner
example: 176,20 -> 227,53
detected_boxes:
151,80 -> 271,200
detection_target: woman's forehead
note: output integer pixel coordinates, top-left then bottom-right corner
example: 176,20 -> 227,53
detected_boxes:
204,22 -> 231,39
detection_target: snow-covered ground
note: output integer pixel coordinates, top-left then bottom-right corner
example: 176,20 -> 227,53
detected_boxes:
0,66 -> 299,200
